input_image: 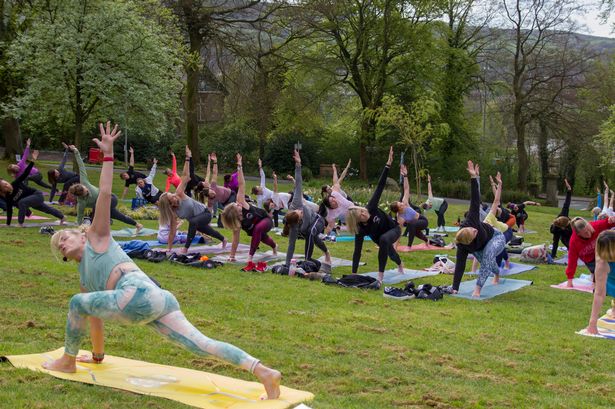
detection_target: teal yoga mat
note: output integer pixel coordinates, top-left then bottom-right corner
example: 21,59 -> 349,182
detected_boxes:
452,278 -> 533,300
111,227 -> 158,237
361,268 -> 439,285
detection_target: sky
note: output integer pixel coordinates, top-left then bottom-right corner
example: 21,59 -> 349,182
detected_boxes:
577,2 -> 615,38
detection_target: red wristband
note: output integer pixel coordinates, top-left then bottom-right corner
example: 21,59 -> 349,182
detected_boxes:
103,156 -> 114,162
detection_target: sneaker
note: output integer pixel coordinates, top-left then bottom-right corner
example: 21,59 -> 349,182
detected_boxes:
241,261 -> 257,272
255,261 -> 268,272
383,287 -> 414,300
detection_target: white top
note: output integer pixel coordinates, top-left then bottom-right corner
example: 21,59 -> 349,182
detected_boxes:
326,190 -> 354,222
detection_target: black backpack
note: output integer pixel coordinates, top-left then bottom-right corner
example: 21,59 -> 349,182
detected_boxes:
428,237 -> 446,247
509,236 -> 524,246
335,274 -> 380,289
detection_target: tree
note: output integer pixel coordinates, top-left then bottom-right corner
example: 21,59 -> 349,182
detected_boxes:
296,0 -> 443,180
497,0 -> 586,190
0,0 -> 33,159
7,0 -> 181,150
165,0 -> 285,164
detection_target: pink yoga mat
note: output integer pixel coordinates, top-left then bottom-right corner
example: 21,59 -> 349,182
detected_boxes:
396,243 -> 455,252
0,215 -> 49,220
550,281 -> 593,294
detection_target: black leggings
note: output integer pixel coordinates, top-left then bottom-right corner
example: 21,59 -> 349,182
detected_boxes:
435,200 -> 448,227
17,191 -> 64,224
305,217 -> 328,260
404,215 -> 429,247
515,211 -> 528,228
26,173 -> 53,189
92,195 -> 137,226
186,210 -> 225,249
377,226 -> 402,272
496,228 -> 513,266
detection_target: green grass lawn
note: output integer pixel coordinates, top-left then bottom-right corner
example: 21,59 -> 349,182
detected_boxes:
1,160 -> 614,408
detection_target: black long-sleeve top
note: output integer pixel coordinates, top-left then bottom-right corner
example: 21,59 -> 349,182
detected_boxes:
125,165 -> 146,187
550,189 -> 573,258
452,177 -> 495,290
351,164 -> 398,273
6,161 -> 37,226
49,149 -> 78,202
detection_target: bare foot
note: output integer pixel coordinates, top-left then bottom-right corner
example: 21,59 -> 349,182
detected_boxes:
397,264 -> 405,274
135,223 -> 143,234
471,286 -> 481,298
504,261 -> 510,270
566,279 -> 574,288
492,274 -> 500,285
271,245 -> 278,256
253,363 -> 281,400
222,238 -> 228,249
42,354 -> 76,373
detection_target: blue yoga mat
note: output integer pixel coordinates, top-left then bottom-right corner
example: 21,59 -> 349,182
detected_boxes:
361,269 -> 439,285
465,262 -> 536,277
111,227 -> 158,237
452,278 -> 533,300
553,254 -> 585,266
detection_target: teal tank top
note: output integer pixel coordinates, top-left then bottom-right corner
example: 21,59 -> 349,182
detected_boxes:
78,237 -> 134,292
606,262 -> 615,298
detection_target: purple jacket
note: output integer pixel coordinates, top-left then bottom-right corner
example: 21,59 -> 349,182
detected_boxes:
16,145 -> 40,177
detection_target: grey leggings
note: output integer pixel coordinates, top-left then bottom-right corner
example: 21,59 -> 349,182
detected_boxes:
185,210 -> 225,249
305,216 -> 328,261
17,191 -> 64,224
472,230 -> 506,288
65,271 -> 259,372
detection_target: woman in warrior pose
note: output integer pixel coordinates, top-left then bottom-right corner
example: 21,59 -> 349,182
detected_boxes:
42,122 -> 281,399
7,138 -> 53,189
389,164 -> 429,248
48,143 -> 79,204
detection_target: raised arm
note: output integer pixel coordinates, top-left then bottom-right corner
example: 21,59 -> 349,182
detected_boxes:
560,178 -> 572,217
490,172 -> 502,216
366,146 -> 393,211
171,152 -> 177,175
289,150 -> 303,210
272,172 -> 279,194
205,154 -> 211,184
174,146 -> 191,198
427,173 -> 434,200
338,159 -> 351,185
147,158 -> 158,182
466,160 -> 481,224
603,181 -> 610,212
18,138 -> 31,170
88,122 -> 121,247
236,154 -> 247,207
129,146 -> 135,167
71,146 -> 90,186
58,143 -> 70,171
258,158 -> 266,187
400,164 -> 410,205
211,152 -> 218,184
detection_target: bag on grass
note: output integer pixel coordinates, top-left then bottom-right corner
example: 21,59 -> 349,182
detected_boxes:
509,236 -> 524,246
428,237 -> 446,247
520,244 -> 548,264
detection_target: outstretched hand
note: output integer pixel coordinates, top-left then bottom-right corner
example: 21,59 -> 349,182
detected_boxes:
293,149 -> 301,164
93,121 -> 121,155
210,152 -> 217,162
68,144 -> 77,153
236,153 -> 242,166
495,171 -> 502,185
386,146 -> 394,166
185,145 -> 192,158
400,164 -> 407,177
61,142 -> 69,150
564,178 -> 571,191
153,158 -> 158,165
467,160 -> 479,178
129,146 -> 134,154
26,138 -> 31,147
258,158 -> 262,168
427,173 -> 432,183
273,171 -> 277,180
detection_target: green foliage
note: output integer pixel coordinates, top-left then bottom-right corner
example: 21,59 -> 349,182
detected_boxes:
6,0 -> 182,145
200,120 -> 259,169
596,105 -> 615,182
263,129 -> 322,178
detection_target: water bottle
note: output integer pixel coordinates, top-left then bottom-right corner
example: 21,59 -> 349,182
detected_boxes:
289,259 -> 297,276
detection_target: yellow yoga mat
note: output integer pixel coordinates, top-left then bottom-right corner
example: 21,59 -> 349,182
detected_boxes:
3,348 -> 314,409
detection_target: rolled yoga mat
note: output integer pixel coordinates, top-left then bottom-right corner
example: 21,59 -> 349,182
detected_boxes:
2,348 -> 314,409
111,227 -> 158,237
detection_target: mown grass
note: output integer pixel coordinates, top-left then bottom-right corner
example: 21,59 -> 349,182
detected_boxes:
1,160 -> 614,408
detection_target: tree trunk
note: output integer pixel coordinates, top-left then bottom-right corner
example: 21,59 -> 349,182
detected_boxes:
2,117 -> 21,160
185,30 -> 202,165
538,119 -> 549,192
514,109 -> 529,191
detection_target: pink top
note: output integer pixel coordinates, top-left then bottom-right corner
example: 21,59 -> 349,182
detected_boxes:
207,181 -> 232,208
325,191 -> 354,222
165,154 -> 181,192
16,145 -> 40,177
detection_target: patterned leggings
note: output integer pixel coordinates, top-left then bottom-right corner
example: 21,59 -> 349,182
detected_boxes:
472,230 -> 506,288
64,271 -> 259,373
